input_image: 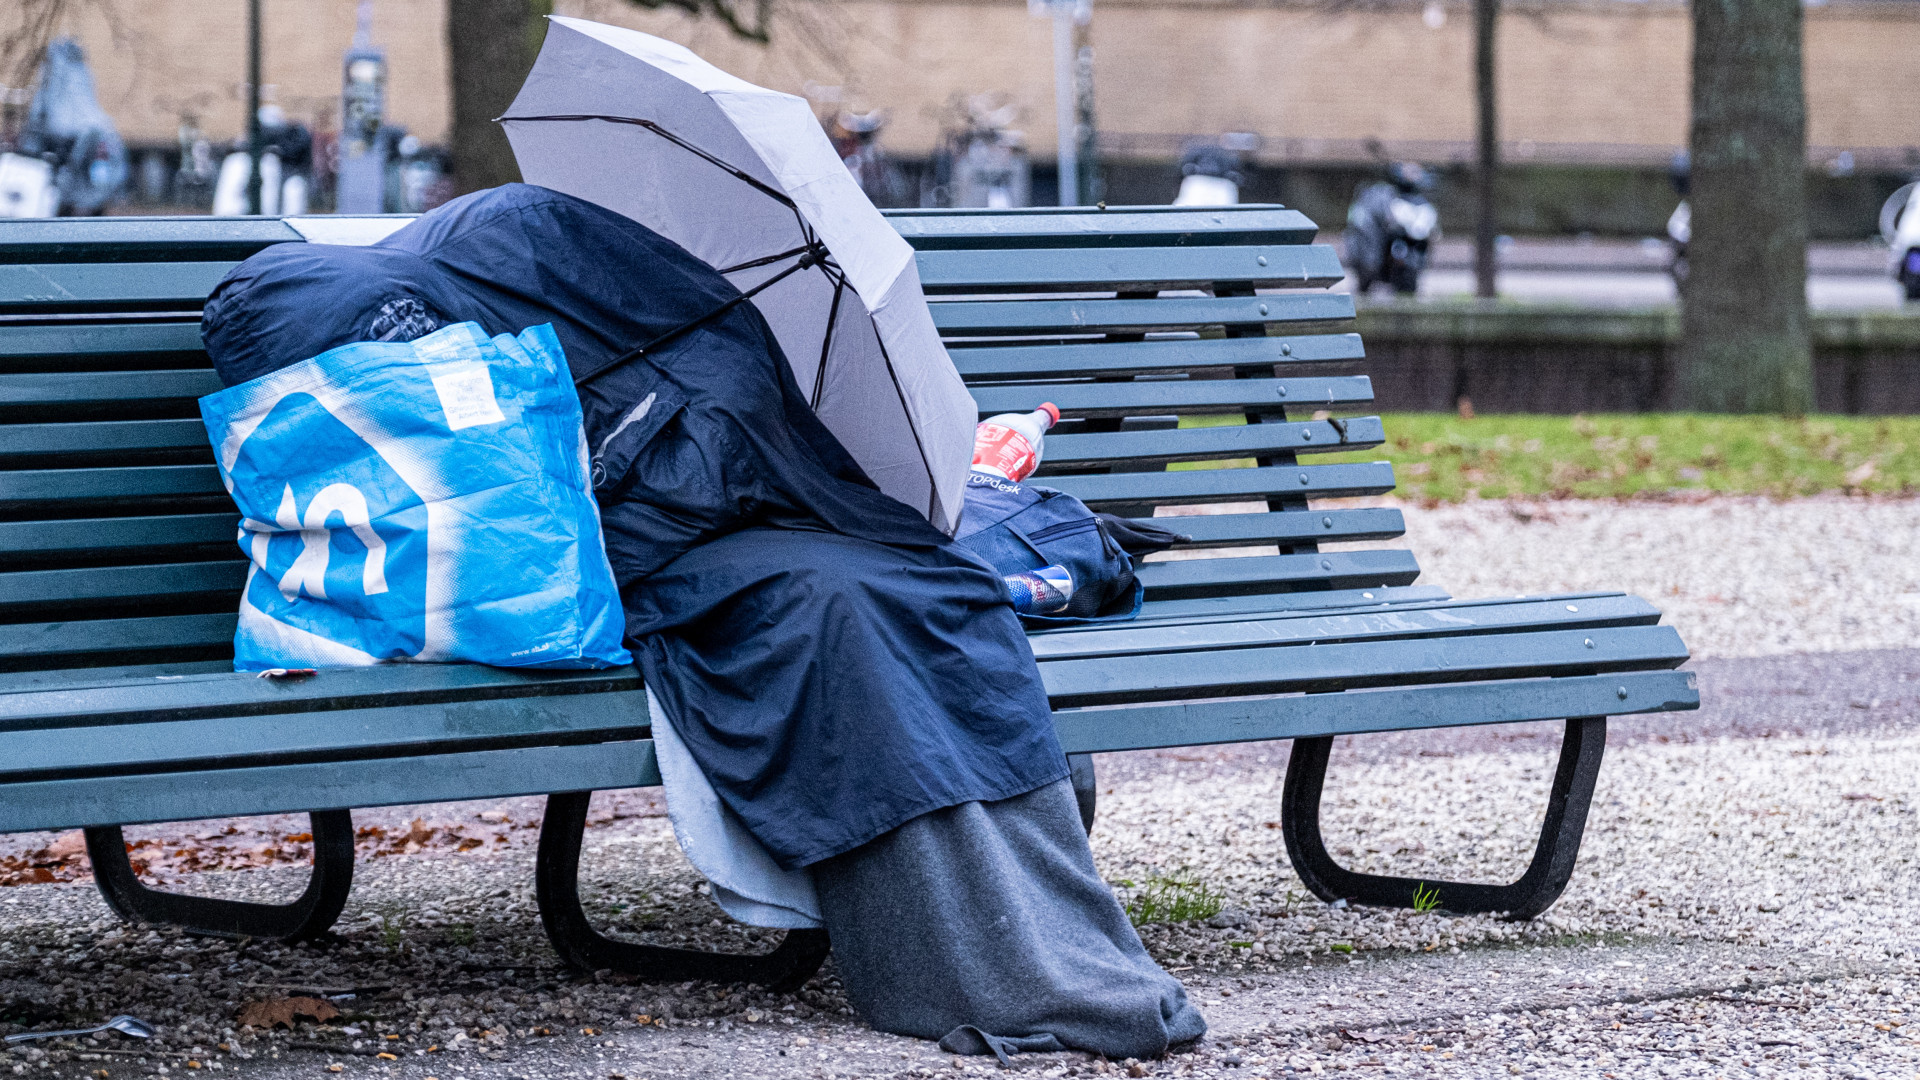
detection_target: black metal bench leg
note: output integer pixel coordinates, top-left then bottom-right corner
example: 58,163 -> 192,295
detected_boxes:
1281,717 -> 1607,920
83,810 -> 354,941
535,791 -> 829,992
1068,753 -> 1097,835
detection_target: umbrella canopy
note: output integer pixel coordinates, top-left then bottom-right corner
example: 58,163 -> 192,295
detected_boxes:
501,17 -> 975,533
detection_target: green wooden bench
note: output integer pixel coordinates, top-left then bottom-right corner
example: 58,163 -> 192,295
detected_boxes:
0,206 -> 1696,992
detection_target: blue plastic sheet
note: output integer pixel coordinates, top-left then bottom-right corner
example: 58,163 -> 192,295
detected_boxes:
199,321 -> 631,671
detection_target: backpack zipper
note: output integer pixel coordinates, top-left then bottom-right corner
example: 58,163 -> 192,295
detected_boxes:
1025,517 -> 1099,544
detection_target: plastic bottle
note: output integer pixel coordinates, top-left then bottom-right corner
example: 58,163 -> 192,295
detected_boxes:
972,402 -> 1060,482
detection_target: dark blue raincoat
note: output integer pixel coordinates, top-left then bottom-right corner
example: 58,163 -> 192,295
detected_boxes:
202,184 -> 1065,869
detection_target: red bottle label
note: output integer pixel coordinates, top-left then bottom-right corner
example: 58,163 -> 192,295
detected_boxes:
972,424 -> 1037,481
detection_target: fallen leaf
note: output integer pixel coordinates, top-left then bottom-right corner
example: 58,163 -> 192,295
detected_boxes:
237,996 -> 341,1029
45,831 -> 87,860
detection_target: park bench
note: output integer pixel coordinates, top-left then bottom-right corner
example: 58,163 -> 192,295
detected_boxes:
0,205 -> 1696,993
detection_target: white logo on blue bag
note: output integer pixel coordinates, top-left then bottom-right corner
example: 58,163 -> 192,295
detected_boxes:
231,393 -> 429,659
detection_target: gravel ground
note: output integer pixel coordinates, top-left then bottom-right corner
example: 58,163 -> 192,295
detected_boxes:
1,497 -> 1916,1078
1328,493 -> 1920,660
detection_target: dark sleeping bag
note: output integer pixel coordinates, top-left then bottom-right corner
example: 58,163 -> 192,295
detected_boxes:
201,183 -> 1066,869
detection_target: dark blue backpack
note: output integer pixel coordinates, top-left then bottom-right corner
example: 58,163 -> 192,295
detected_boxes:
955,471 -> 1185,626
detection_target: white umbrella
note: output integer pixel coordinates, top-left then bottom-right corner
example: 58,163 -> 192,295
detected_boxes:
501,17 -> 975,533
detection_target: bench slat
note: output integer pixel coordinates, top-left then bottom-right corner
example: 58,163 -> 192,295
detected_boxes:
0,324 -> 206,362
1135,549 -> 1419,598
1041,418 -> 1385,466
1054,670 -> 1699,755
1033,593 -> 1663,660
933,294 -> 1353,336
0,217 -> 301,263
0,370 -> 217,408
1103,590 -> 1629,633
0,464 -> 224,506
0,263 -> 235,312
0,613 -> 236,665
1136,585 -> 1451,621
1149,508 -> 1407,548
0,740 -> 659,834
0,560 -> 244,611
1041,419 -> 1382,467
0,513 -> 237,557
949,334 -> 1365,380
916,245 -> 1344,294
971,376 -> 1372,418
1039,624 -> 1690,707
0,659 -> 639,727
0,418 -> 209,458
886,206 -> 1319,249
1047,462 -> 1394,508
0,687 -> 649,780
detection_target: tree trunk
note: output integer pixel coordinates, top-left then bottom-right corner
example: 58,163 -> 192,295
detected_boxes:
446,0 -> 551,195
1471,0 -> 1498,299
1681,0 -> 1810,413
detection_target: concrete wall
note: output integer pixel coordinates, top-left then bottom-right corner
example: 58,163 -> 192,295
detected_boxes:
42,0 -> 1920,164
1358,306 -> 1920,414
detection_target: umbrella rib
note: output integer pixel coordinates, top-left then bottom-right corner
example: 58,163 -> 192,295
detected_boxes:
718,244 -> 815,275
868,320 -> 941,523
577,252 -> 820,387
499,113 -> 798,209
810,275 -> 847,411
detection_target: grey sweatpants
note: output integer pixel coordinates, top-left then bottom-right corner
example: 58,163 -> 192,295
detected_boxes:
811,778 -> 1207,1060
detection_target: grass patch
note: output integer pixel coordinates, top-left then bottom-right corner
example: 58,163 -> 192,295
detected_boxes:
1120,874 -> 1224,927
1177,412 -> 1920,502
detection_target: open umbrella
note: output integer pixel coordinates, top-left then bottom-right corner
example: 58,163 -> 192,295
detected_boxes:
501,17 -> 975,533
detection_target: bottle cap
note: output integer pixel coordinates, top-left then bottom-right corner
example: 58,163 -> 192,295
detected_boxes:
1038,402 -> 1060,427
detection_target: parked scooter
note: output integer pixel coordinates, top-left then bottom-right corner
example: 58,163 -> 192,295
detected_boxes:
212,105 -> 313,216
1344,161 -> 1438,295
11,38 -> 126,216
1172,142 -> 1244,206
1666,151 -> 1690,289
1879,180 -> 1920,302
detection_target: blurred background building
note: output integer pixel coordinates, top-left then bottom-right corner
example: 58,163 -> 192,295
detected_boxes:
8,0 -> 1920,233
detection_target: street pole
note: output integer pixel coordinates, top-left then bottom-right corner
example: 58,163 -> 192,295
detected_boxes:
1040,0 -> 1094,206
1071,0 -> 1097,206
245,0 -> 263,216
1051,3 -> 1077,206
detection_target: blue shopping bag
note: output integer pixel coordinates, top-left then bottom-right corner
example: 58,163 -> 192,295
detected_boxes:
200,321 -> 632,671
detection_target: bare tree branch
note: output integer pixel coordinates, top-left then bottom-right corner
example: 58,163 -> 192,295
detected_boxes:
620,0 -> 774,43
0,0 -> 68,92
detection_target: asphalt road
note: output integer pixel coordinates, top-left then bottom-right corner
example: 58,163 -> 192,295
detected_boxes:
1337,237 -> 1912,309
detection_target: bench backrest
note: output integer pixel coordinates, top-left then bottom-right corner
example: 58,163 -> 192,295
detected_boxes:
0,206 -> 1420,673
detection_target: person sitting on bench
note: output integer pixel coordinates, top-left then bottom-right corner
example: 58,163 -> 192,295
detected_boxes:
199,184 -> 1205,1061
